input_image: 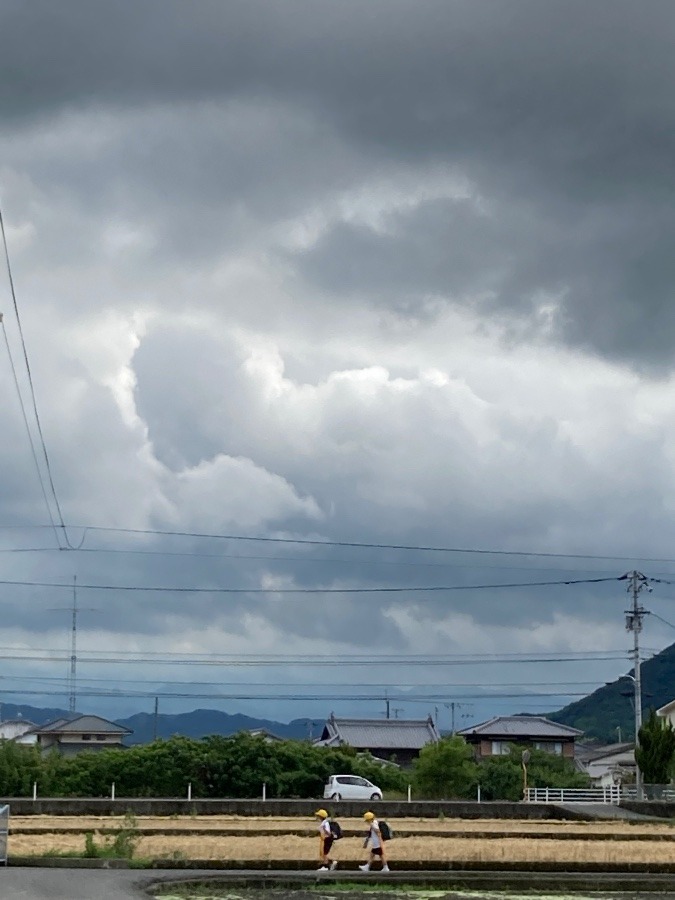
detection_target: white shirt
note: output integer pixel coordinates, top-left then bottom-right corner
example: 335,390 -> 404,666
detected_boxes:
369,819 -> 381,849
319,818 -> 331,837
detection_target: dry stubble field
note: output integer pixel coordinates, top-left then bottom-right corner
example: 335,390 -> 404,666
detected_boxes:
8,815 -> 675,863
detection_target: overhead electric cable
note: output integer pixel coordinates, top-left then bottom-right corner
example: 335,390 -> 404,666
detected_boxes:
2,524 -> 675,566
0,545 -> 627,576
0,316 -> 61,547
61,524 -> 675,563
0,575 -> 622,594
0,687 -> 599,701
0,652 -> 629,667
3,687 -> 586,703
0,673 -> 604,688
0,203 -> 73,549
647,611 -> 675,631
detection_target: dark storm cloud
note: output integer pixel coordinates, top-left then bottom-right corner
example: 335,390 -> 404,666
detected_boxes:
4,0 -> 675,720
5,0 -> 675,363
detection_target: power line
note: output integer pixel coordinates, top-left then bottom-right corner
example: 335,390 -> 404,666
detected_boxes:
0,203 -> 71,548
0,316 -> 61,548
0,645 -> 629,658
57,524 -> 675,564
0,544 -> 631,576
0,673 -> 606,688
0,575 -> 622,595
0,652 -> 630,667
647,611 -> 675,631
4,523 -> 675,567
0,687 -> 598,702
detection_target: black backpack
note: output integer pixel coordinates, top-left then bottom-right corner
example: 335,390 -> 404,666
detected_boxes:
378,820 -> 392,842
329,820 -> 343,840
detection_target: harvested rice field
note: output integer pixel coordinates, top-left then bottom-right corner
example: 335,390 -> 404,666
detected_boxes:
9,814 -> 675,836
8,816 -> 675,863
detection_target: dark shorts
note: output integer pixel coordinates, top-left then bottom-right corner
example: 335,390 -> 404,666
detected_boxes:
371,847 -> 383,857
323,837 -> 334,855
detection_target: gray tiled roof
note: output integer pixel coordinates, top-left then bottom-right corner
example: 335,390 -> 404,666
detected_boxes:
320,716 -> 440,750
457,715 -> 582,739
37,715 -> 131,735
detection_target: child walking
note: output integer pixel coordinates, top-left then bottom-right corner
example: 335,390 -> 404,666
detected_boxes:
314,808 -> 338,871
359,810 -> 390,872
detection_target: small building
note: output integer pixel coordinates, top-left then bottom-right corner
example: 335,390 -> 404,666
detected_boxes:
576,742 -> 635,787
15,715 -> 132,757
316,714 -> 440,766
246,728 -> 283,742
457,715 -> 582,759
657,697 -> 675,728
0,719 -> 37,741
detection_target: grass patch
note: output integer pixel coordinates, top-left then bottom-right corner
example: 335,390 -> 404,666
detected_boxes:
83,812 -> 140,859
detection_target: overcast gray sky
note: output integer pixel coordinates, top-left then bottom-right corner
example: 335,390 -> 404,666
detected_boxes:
1,0 -> 675,728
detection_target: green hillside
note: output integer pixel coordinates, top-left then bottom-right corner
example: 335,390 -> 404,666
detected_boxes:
549,642 -> 675,742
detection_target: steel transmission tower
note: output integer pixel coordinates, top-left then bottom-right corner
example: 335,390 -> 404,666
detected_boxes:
68,577 -> 78,714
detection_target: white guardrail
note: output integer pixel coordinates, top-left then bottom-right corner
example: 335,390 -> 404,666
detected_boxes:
525,786 -> 621,804
0,805 -> 8,865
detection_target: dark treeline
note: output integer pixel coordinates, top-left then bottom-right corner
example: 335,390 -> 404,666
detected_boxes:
0,734 -> 587,800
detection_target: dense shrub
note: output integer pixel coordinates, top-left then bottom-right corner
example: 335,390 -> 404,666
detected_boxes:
1,733 -> 406,799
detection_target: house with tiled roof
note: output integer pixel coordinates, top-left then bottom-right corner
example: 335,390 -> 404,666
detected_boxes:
315,713 -> 440,766
0,718 -> 37,741
15,714 -> 132,757
457,715 -> 583,760
575,741 -> 635,786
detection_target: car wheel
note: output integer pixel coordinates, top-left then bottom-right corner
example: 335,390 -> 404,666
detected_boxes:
331,793 -> 341,801
370,793 -> 381,800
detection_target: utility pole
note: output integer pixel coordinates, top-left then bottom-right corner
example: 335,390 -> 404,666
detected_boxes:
444,701 -> 473,734
625,570 -> 650,799
152,696 -> 159,742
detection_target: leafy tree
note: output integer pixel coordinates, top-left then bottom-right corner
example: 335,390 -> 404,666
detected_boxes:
478,746 -> 589,801
412,735 -> 478,799
636,709 -> 675,784
0,741 -> 42,795
6,733 -> 408,799
479,755 -> 523,801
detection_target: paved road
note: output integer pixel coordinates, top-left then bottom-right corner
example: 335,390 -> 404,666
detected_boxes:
556,802 -> 658,821
0,867 -> 212,899
5,866 -> 675,899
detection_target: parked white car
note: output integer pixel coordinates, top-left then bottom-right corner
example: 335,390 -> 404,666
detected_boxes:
323,774 -> 382,801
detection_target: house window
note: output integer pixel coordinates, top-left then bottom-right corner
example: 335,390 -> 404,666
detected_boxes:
82,734 -> 92,741
491,741 -> 510,755
534,741 -> 563,755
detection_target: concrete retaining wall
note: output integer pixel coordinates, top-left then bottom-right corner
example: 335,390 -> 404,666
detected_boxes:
0,798 -> 577,818
621,800 -> 675,818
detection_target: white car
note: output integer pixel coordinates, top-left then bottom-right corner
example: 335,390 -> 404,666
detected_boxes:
323,774 -> 382,801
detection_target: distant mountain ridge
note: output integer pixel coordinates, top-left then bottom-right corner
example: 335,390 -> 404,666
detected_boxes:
116,709 -> 324,744
7,642 -> 675,746
549,641 -> 675,742
0,703 -> 324,744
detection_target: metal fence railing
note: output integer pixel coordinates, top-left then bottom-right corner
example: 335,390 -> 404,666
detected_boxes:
0,804 -> 9,865
525,786 -> 621,804
621,785 -> 675,801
